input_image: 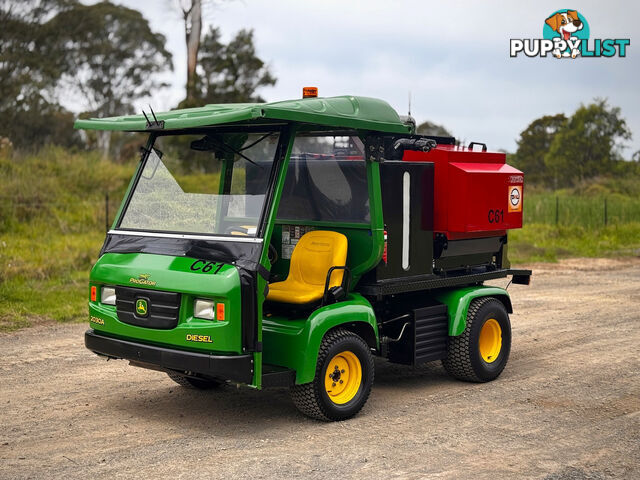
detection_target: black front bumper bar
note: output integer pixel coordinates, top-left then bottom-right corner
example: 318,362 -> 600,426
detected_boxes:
85,329 -> 254,384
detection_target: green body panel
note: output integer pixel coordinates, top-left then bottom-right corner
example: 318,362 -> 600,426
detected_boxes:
433,286 -> 512,337
89,252 -> 244,354
74,96 -> 412,134
250,129 -> 297,388
262,294 -> 379,384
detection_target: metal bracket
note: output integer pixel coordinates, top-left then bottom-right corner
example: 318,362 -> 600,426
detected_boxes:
364,136 -> 385,163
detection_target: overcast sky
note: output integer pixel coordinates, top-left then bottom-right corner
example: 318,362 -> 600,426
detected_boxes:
97,0 -> 639,156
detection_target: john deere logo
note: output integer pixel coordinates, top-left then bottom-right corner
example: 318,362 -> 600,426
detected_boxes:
135,299 -> 148,317
129,273 -> 157,286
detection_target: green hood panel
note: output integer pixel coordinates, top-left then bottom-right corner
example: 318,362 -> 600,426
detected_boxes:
88,253 -> 244,354
90,252 -> 239,297
74,96 -> 413,134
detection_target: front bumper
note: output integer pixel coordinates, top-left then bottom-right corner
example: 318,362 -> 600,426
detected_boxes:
85,329 -> 254,384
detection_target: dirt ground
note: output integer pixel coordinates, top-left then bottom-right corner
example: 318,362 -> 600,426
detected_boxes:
0,258 -> 639,480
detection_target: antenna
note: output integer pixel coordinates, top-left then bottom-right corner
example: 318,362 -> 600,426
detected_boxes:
142,105 -> 165,130
408,91 -> 412,116
149,104 -> 159,125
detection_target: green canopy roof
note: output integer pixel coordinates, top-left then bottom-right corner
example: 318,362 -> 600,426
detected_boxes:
74,95 -> 412,134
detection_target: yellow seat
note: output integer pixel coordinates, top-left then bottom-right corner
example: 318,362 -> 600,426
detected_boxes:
267,230 -> 348,304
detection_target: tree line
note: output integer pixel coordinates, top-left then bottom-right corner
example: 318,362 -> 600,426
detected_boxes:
417,101 -> 637,190
0,0 -> 275,154
510,99 -> 638,189
1,0 -> 637,186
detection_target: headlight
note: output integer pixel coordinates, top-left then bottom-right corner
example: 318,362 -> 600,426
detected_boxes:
194,299 -> 215,320
101,286 -> 116,305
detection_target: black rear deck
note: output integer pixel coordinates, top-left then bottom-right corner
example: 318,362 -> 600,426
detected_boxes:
358,268 -> 531,298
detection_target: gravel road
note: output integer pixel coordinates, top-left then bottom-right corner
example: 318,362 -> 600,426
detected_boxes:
1,258 -> 638,479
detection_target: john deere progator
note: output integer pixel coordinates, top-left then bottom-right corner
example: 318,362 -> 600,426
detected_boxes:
79,89 -> 531,421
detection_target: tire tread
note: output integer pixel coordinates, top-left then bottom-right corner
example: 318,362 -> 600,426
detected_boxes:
290,329 -> 374,421
442,296 -> 500,382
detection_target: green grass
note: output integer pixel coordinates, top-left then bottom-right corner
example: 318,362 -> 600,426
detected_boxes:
0,226 -> 105,331
509,223 -> 640,263
0,147 -> 133,331
511,190 -> 640,263
0,147 -> 228,332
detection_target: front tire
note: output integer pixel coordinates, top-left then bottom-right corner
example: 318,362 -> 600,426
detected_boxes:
290,329 -> 374,421
442,297 -> 511,382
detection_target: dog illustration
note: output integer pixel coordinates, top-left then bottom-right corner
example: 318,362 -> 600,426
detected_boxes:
545,10 -> 584,58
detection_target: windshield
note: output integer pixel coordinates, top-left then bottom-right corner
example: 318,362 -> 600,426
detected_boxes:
117,132 -> 281,237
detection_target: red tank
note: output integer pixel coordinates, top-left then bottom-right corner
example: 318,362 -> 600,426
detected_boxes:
402,144 -> 524,240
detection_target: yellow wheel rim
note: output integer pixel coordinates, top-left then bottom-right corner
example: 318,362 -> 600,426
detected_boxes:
324,351 -> 362,404
479,318 -> 502,363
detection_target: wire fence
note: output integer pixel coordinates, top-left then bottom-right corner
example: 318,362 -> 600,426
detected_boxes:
2,194 -> 640,232
525,195 -> 640,228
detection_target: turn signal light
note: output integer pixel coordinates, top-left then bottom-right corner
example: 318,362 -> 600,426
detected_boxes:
90,286 -> 97,302
216,303 -> 225,321
302,87 -> 318,98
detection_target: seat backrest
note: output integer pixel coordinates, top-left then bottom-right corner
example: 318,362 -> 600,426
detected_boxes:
289,230 -> 348,288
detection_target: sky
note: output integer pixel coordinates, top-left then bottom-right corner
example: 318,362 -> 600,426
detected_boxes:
92,0 -> 639,156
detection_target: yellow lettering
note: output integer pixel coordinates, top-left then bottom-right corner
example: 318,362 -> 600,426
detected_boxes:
185,334 -> 212,343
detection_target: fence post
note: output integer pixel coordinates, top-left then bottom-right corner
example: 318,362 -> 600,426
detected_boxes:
604,197 -> 608,226
555,196 -> 559,226
105,192 -> 109,233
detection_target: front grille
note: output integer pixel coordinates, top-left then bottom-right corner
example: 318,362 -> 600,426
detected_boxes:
115,286 -> 181,330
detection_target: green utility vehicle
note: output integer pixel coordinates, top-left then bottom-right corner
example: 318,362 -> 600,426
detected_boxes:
80,91 -> 531,421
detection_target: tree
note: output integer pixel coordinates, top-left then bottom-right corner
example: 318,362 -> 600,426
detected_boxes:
0,0 -> 81,149
178,0 -> 202,103
49,1 -> 173,154
174,1 -> 276,107
512,114 -> 567,185
416,121 -> 452,137
195,27 -> 276,104
545,100 -> 631,187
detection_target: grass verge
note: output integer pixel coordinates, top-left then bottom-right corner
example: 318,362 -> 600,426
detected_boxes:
509,223 -> 640,263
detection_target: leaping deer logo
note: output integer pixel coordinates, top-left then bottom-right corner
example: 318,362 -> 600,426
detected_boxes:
136,299 -> 148,316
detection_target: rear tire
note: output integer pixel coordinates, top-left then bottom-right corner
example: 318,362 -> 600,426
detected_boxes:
442,297 -> 511,382
290,329 -> 374,421
166,371 -> 224,390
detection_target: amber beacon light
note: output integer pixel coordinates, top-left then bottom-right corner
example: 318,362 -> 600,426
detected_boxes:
302,87 -> 318,98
